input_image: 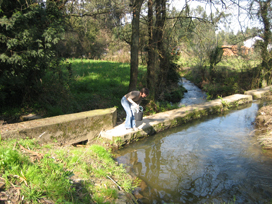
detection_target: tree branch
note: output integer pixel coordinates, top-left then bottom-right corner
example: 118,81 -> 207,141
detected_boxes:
167,16 -> 212,24
69,11 -> 111,17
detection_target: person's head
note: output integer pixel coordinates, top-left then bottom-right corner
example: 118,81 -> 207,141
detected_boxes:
140,88 -> 149,98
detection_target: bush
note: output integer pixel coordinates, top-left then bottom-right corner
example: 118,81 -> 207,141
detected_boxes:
0,0 -> 65,108
164,86 -> 186,103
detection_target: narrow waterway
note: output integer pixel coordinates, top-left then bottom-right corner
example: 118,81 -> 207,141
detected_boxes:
179,77 -> 207,106
116,102 -> 272,203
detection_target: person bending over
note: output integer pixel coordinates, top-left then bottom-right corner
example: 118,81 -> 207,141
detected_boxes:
121,88 -> 149,131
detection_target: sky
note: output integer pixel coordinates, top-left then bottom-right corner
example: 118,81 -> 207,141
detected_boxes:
169,0 -> 261,35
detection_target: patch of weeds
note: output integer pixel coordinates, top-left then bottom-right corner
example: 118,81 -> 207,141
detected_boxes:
144,100 -> 180,116
218,96 -> 231,109
45,105 -> 64,117
0,139 -> 134,203
0,106 -> 22,122
42,144 -> 54,149
0,146 -> 74,203
17,138 -> 41,150
206,92 -> 213,100
113,137 -> 123,146
132,177 -> 142,188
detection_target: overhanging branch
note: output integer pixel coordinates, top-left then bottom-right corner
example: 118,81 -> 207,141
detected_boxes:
167,16 -> 212,24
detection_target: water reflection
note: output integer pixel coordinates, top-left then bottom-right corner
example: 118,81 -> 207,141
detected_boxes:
116,103 -> 272,204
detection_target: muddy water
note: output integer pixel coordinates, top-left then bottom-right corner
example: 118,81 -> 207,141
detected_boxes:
116,102 -> 272,204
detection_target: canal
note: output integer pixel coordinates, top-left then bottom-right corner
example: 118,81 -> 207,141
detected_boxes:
116,100 -> 272,203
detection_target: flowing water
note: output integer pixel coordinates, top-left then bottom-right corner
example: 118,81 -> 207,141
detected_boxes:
115,80 -> 272,204
179,78 -> 207,106
116,103 -> 272,203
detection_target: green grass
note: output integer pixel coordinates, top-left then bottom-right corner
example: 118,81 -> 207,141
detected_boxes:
0,138 -> 135,203
182,55 -> 263,99
0,58 -> 148,120
1,58 -> 185,120
65,59 -> 147,111
217,56 -> 261,71
62,59 -> 185,117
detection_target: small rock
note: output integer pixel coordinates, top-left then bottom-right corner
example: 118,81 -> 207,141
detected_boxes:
0,120 -> 6,125
0,182 -> 5,190
20,114 -> 42,121
140,180 -> 147,191
114,191 -> 128,204
134,191 -> 144,199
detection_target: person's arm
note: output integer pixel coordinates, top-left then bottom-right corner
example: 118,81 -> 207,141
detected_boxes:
127,98 -> 139,108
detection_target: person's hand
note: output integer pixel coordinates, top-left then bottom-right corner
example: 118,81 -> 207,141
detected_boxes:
131,104 -> 139,112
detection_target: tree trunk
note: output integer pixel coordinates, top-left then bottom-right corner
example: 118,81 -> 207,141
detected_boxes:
128,0 -> 144,92
147,0 -> 156,100
259,0 -> 272,87
155,0 -> 167,100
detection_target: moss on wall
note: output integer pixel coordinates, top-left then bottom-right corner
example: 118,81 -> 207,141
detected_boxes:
2,107 -> 117,146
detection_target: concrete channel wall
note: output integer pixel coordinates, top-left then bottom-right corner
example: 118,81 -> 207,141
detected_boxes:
1,86 -> 271,146
1,107 -> 117,146
101,86 -> 272,146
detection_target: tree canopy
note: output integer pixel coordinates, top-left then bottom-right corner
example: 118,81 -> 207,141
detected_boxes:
0,0 -> 66,106
1,0 -> 271,115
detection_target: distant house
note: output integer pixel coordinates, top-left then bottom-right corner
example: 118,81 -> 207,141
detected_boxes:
222,36 -> 268,56
243,36 -> 263,48
221,45 -> 253,56
243,36 -> 272,51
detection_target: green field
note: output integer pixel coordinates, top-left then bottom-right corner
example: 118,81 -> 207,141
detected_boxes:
1,56 -> 263,122
66,59 -> 147,111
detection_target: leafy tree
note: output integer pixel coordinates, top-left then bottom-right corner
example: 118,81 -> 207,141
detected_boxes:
216,0 -> 272,87
0,0 -> 65,107
147,0 -> 156,99
250,0 -> 272,87
146,0 -> 197,100
59,0 -> 130,59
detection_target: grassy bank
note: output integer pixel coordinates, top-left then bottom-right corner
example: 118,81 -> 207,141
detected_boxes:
0,59 -> 147,122
0,56 -> 267,203
180,56 -> 262,99
0,137 -> 137,203
1,58 -> 184,123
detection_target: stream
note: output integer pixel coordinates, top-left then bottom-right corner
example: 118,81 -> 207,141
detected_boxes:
179,77 -> 207,106
115,79 -> 272,204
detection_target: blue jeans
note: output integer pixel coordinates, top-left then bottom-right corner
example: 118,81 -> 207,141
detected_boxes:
121,96 -> 135,129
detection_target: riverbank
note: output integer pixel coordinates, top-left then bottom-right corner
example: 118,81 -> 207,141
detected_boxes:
1,89 -> 272,203
255,94 -> 272,150
0,139 -> 138,203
